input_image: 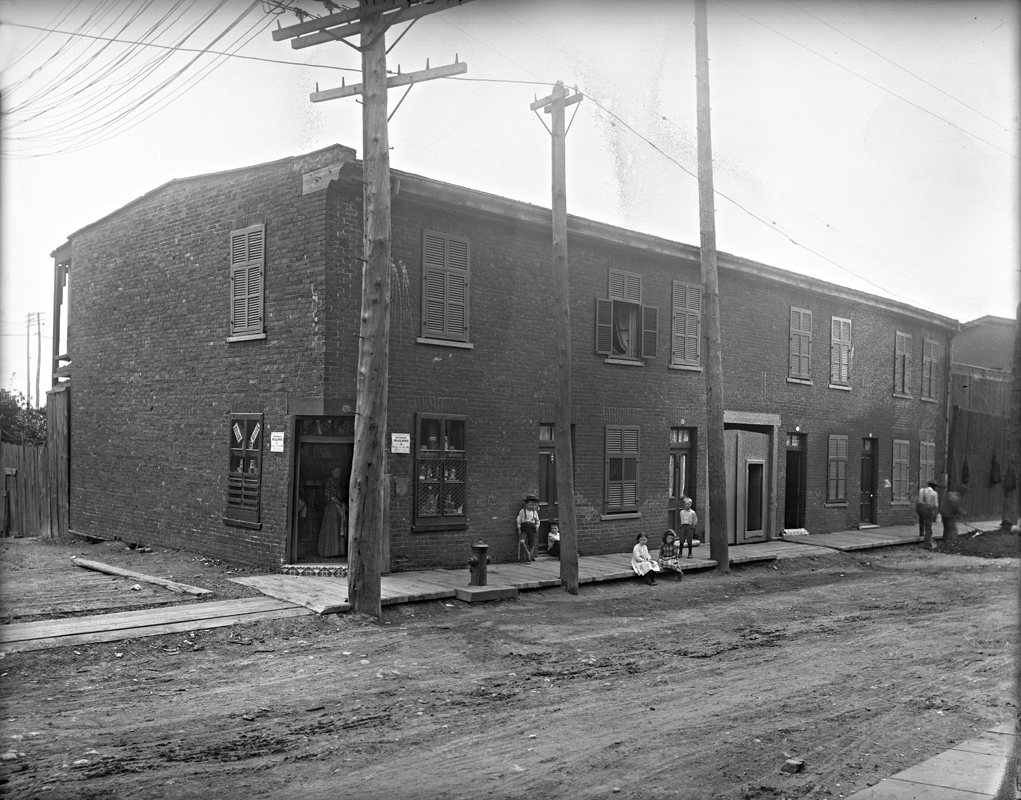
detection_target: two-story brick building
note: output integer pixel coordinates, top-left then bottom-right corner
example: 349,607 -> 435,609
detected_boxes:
50,144 -> 957,571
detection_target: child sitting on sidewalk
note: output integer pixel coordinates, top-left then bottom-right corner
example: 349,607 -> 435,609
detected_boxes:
658,529 -> 684,581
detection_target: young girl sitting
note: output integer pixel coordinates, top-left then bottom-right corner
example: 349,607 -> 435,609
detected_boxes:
658,529 -> 684,581
631,533 -> 661,585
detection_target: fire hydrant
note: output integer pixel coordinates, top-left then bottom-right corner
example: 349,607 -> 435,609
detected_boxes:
468,540 -> 491,586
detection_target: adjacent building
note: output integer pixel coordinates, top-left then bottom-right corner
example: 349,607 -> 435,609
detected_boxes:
50,144 -> 958,570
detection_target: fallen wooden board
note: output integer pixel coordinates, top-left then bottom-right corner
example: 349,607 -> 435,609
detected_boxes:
0,597 -> 292,642
0,606 -> 310,654
73,557 -> 211,596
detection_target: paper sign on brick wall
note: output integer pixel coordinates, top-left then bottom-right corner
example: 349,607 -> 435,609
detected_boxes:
270,431 -> 284,453
391,433 -> 410,454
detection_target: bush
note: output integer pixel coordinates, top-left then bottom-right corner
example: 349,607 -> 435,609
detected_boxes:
0,389 -> 47,445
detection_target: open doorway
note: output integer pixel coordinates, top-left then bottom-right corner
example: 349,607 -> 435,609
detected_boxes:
291,416 -> 354,564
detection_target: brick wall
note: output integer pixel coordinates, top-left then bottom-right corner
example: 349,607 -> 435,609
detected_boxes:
68,146 -> 353,566
65,148 -> 954,570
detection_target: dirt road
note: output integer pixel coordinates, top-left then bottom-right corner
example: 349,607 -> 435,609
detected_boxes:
1,544 -> 1017,800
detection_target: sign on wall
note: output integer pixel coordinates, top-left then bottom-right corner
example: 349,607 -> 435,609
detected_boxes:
270,431 -> 285,453
391,433 -> 410,454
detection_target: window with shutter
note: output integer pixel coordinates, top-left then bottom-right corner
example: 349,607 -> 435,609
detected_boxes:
225,413 -> 263,524
229,224 -> 265,337
919,441 -> 936,486
788,307 -> 812,380
596,269 -> 656,362
921,339 -> 940,399
605,425 -> 640,513
672,282 -> 701,367
892,439 -> 910,502
827,434 -> 847,503
894,332 -> 912,395
420,230 -> 470,342
830,317 -> 851,386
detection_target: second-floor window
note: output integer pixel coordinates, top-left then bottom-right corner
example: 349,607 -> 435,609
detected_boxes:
421,230 -> 470,342
789,307 -> 812,380
921,339 -> 940,399
230,224 -> 265,337
671,281 -> 701,367
830,317 -> 852,386
596,268 -> 657,361
894,332 -> 913,396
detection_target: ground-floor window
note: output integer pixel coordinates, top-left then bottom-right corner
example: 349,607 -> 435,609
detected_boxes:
892,439 -> 910,503
827,434 -> 847,503
919,441 -> 936,486
415,414 -> 466,527
226,413 -> 263,524
605,425 -> 640,513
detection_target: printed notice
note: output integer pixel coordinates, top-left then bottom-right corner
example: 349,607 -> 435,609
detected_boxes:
270,431 -> 285,453
391,433 -> 411,454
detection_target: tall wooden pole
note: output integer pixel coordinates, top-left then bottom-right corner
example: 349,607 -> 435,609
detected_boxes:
26,313 -> 31,408
549,81 -> 580,594
347,5 -> 391,618
35,313 -> 42,410
695,0 -> 729,573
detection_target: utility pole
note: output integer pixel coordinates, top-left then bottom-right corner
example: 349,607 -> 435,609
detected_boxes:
530,81 -> 583,594
26,313 -> 32,408
695,0 -> 729,573
35,312 -> 43,411
273,0 -> 471,619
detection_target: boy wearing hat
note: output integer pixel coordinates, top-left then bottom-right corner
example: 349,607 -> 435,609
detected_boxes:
517,494 -> 541,562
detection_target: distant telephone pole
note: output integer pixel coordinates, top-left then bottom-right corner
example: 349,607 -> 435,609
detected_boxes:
273,0 -> 471,619
530,81 -> 583,594
35,312 -> 43,410
695,0 -> 730,573
26,313 -> 32,407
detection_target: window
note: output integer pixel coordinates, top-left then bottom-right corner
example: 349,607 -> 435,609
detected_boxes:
892,439 -> 910,502
921,339 -> 940,399
230,224 -> 265,337
226,414 -> 263,524
596,269 -> 657,361
415,414 -> 466,526
671,281 -> 701,367
827,434 -> 847,503
919,441 -> 936,486
830,317 -> 851,386
421,230 -> 470,342
894,332 -> 912,396
538,424 -> 557,508
605,425 -> 640,513
789,307 -> 812,380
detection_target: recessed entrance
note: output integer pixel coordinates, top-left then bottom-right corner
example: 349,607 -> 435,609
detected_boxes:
290,416 -> 354,564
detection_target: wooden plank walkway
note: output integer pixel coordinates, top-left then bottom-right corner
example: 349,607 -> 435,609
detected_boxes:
0,597 -> 309,654
847,723 -> 1016,799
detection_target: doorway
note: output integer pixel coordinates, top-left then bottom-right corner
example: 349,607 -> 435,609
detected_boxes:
724,427 -> 770,544
784,433 -> 805,529
290,416 -> 355,564
537,424 -> 557,555
667,427 -> 696,533
859,438 -> 877,525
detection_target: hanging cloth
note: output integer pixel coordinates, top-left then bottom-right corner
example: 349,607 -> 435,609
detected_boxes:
990,451 -> 1002,484
961,459 -> 970,485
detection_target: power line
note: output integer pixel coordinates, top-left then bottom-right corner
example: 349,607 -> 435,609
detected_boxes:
784,0 -> 1017,135
715,0 -> 1018,161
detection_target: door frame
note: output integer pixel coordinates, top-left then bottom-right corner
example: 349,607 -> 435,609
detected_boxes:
859,437 -> 878,525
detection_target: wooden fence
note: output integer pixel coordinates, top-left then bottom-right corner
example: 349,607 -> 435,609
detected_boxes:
947,405 -> 1016,523
1,442 -> 51,537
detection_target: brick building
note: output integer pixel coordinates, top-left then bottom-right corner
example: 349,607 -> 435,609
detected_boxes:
50,144 -> 958,571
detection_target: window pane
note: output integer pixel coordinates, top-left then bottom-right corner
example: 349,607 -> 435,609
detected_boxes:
668,453 -> 676,498
612,302 -> 638,357
445,419 -> 465,452
420,418 -> 442,451
230,453 -> 245,474
624,457 -> 637,481
678,452 -> 688,498
418,484 -> 440,516
539,424 -> 554,442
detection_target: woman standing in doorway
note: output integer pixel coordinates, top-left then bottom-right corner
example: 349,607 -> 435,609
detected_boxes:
318,466 -> 347,558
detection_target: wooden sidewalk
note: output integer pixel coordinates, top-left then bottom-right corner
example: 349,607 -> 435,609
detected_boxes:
0,597 -> 310,654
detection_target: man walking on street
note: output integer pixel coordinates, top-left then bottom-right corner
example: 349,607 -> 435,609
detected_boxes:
916,481 -> 939,548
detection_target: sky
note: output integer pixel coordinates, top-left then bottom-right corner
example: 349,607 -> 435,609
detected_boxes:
1,0 -> 1018,404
